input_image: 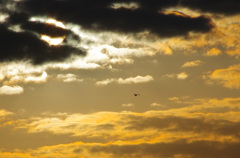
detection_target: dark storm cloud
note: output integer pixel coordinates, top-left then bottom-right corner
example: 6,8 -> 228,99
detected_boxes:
181,0 -> 240,15
18,0 -> 213,37
7,12 -> 71,37
0,24 -> 85,65
136,0 -> 240,15
21,21 -> 67,37
90,141 -> 240,158
0,9 -> 83,65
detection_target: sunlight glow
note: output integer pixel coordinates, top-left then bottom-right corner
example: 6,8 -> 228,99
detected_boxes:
41,35 -> 65,46
41,19 -> 66,46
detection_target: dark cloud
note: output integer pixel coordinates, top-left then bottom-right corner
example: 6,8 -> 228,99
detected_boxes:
0,24 -> 85,65
2,0 -> 238,64
6,12 -> 71,38
181,0 -> 240,15
125,115 -> 240,138
136,0 -> 240,15
0,9 -> 83,65
21,21 -> 67,37
90,140 -> 240,158
18,0 -> 213,37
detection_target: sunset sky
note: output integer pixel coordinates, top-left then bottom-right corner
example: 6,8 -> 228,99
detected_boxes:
0,0 -> 240,157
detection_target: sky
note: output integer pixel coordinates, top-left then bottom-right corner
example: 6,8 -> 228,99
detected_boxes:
0,0 -> 240,157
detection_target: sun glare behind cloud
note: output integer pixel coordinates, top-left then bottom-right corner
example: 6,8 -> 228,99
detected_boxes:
41,19 -> 66,46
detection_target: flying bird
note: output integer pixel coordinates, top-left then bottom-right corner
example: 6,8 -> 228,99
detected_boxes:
134,93 -> 140,96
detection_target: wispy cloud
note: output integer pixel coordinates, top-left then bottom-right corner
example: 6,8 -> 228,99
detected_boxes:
7,97 -> 240,157
162,72 -> 188,80
122,103 -> 134,107
0,109 -> 13,117
182,60 -> 202,68
96,75 -> 154,86
57,74 -> 83,83
150,102 -> 164,107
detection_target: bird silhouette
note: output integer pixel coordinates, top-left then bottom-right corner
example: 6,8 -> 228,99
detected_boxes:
134,93 -> 140,96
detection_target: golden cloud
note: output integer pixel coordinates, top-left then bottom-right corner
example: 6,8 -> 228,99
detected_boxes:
0,109 -> 13,117
177,72 -> 188,80
2,97 -> 240,157
205,48 -> 222,56
209,64 -> 240,89
182,60 -> 202,68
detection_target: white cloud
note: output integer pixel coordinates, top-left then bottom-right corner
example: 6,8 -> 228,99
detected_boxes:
57,74 -> 83,83
96,78 -> 115,86
0,85 -> 23,95
177,72 -> 188,80
24,72 -> 48,83
118,75 -> 154,84
0,13 -> 9,23
96,75 -> 154,86
111,2 -> 139,10
163,72 -> 188,80
182,60 -> 202,68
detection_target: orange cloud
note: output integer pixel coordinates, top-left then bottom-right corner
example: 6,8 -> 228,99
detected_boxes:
182,60 -> 202,68
3,97 -> 240,157
209,64 -> 240,89
205,48 -> 222,56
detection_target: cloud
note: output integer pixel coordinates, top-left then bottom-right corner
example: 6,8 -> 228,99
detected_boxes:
96,75 -> 154,86
162,72 -> 188,80
209,64 -> 240,89
162,73 -> 176,79
0,109 -> 13,117
182,60 -> 202,68
3,70 -> 48,85
0,61 -> 46,85
111,2 -> 139,10
122,103 -> 134,107
3,140 -> 240,158
205,48 -> 222,56
118,75 -> 154,84
57,74 -> 83,83
180,0 -> 240,15
9,97 -> 240,157
0,85 -> 23,95
2,96 -> 240,157
0,23 -> 85,65
18,0 -> 213,37
150,102 -> 163,107
177,72 -> 188,80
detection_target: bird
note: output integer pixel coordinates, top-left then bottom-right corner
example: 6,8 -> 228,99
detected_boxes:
134,93 -> 140,96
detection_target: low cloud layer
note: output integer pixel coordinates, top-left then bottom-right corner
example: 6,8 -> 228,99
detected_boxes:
1,97 -> 240,157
